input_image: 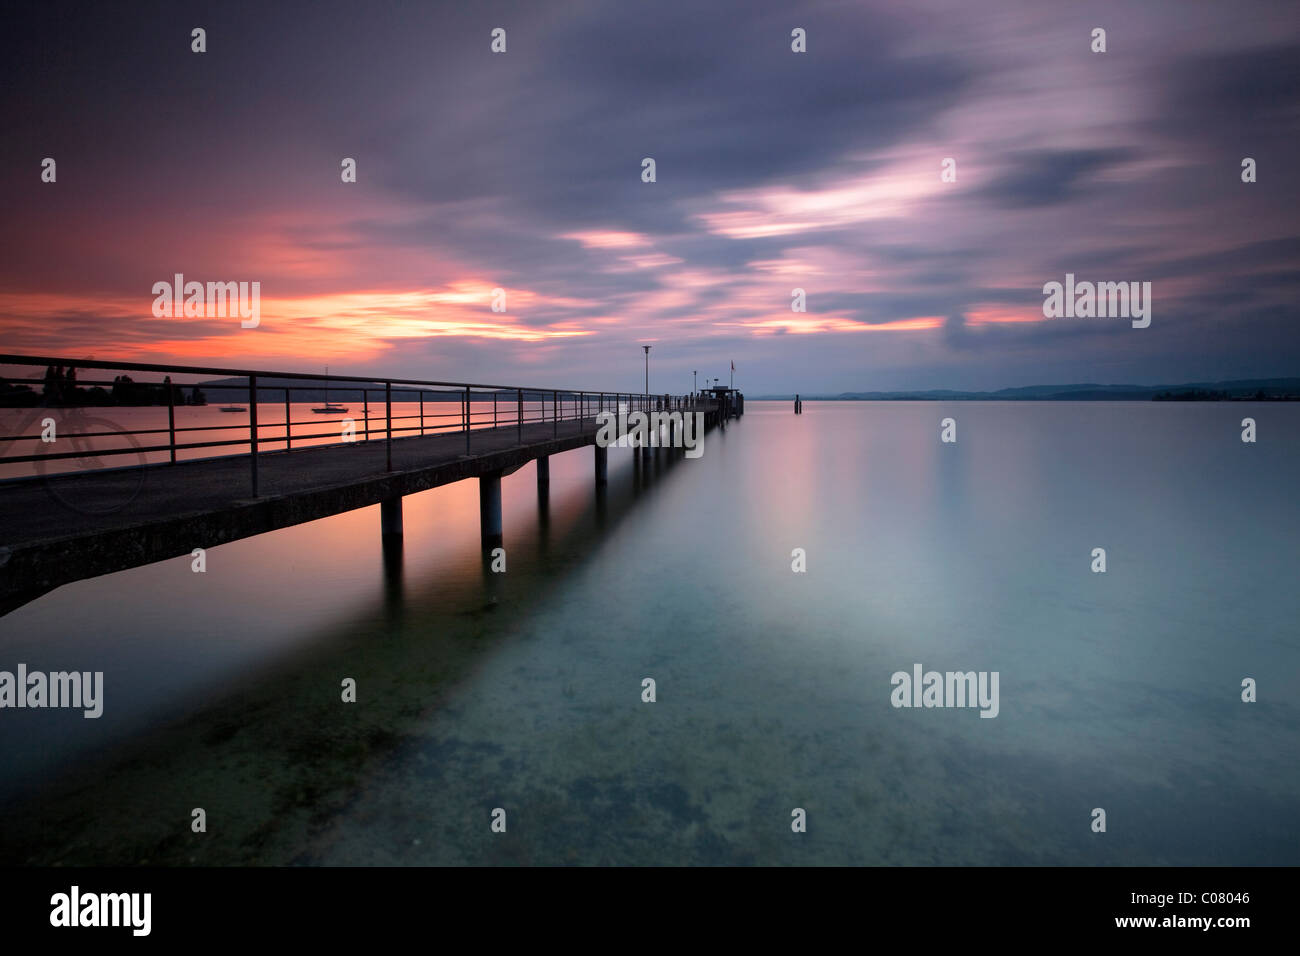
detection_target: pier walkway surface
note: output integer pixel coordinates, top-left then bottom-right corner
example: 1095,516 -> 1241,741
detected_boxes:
0,354 -> 737,613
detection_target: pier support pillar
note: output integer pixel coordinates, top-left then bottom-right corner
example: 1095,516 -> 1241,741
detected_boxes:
380,495 -> 404,538
479,473 -> 503,550
536,455 -> 550,489
594,444 -> 608,485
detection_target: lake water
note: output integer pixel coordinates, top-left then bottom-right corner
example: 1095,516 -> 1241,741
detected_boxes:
1,401 -> 1297,865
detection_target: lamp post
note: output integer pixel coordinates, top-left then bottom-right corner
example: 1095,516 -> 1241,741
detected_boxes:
693,370 -> 697,396
642,345 -> 651,397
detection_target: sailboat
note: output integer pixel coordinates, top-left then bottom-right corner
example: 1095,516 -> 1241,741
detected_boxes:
312,366 -> 348,414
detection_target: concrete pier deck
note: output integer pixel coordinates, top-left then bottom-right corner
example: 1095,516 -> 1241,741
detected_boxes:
0,405 -> 722,612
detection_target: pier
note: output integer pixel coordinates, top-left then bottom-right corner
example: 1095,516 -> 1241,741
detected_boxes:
0,355 -> 742,614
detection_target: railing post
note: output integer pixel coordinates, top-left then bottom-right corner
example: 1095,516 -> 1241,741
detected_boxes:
553,390 -> 558,438
167,378 -> 176,464
465,386 -> 471,455
517,388 -> 523,443
419,390 -> 424,436
386,381 -> 393,472
249,374 -> 259,497
284,388 -> 291,451
364,389 -> 370,442
493,391 -> 498,430
578,391 -> 583,433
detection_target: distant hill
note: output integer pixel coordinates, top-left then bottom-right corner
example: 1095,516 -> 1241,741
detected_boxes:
757,379 -> 1300,401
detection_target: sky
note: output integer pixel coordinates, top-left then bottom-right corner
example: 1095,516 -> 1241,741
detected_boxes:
2,0 -> 1298,394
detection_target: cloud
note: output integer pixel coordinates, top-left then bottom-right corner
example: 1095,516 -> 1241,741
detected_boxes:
975,149 -> 1139,209
0,0 -> 1297,391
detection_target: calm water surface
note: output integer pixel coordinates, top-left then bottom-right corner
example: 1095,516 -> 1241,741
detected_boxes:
1,402 -> 1297,865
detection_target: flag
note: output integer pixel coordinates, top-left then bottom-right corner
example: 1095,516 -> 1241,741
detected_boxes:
731,360 -> 735,371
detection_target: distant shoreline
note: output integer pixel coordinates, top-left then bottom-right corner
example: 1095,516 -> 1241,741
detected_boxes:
757,379 -> 1300,402
754,394 -> 1300,402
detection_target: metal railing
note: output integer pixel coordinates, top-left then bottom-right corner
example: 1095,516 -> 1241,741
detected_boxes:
0,354 -> 703,497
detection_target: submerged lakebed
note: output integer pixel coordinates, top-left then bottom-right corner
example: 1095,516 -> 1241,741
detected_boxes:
0,402 -> 1296,865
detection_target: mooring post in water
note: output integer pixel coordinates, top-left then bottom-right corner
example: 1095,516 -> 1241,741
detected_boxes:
479,472 -> 503,550
594,444 -> 608,486
381,495 -> 403,538
536,454 -> 550,490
